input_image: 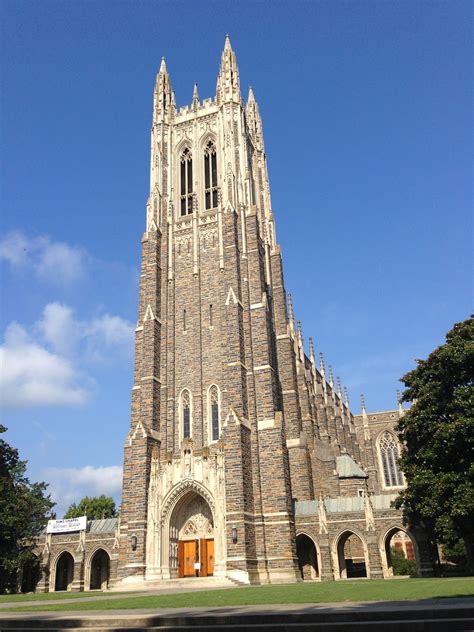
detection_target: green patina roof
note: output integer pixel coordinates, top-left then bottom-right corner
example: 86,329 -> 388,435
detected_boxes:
88,518 -> 118,533
336,454 -> 368,479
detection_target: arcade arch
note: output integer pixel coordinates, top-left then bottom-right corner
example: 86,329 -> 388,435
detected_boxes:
296,533 -> 320,580
381,527 -> 417,577
89,548 -> 110,590
54,551 -> 74,592
334,530 -> 368,579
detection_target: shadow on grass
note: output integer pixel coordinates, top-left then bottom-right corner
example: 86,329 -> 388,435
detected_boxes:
0,597 -> 473,631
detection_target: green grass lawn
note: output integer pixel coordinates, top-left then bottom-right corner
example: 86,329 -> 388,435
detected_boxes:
2,577 -> 473,612
0,591 -> 132,603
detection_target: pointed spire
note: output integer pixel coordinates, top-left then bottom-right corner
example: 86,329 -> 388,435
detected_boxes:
216,34 -> 241,105
328,365 -> 334,388
287,293 -> 295,331
297,320 -> 303,339
248,85 -> 255,104
192,82 -> 199,111
154,55 -> 175,123
397,389 -> 404,415
336,376 -> 342,399
361,394 -> 368,424
309,337 -> 316,365
343,386 -> 350,407
319,351 -> 325,376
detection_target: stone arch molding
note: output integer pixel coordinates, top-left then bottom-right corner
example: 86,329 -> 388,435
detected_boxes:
378,524 -> 419,578
84,546 -> 111,591
200,131 -> 217,151
161,479 -> 216,528
50,549 -> 75,592
331,527 -> 370,580
295,530 -> 322,581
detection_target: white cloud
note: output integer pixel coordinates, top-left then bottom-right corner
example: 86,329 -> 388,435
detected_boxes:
44,465 -> 123,518
36,302 -> 78,355
0,230 -> 29,266
0,322 -> 89,408
0,231 -> 85,285
0,303 -> 134,409
35,302 -> 134,362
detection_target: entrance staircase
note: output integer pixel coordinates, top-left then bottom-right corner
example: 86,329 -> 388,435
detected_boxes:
109,575 -> 247,592
1,600 -> 473,631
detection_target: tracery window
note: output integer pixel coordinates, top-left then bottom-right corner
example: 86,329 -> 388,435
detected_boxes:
180,148 -> 193,216
204,141 -> 218,210
209,385 -> 220,442
379,431 -> 404,488
181,389 -> 191,439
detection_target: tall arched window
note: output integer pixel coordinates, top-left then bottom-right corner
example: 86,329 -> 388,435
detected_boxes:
204,141 -> 218,210
180,148 -> 193,216
181,389 -> 192,439
209,385 -> 220,442
379,431 -> 404,488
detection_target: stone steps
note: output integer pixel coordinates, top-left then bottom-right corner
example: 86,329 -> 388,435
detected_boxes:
109,576 -> 244,592
1,602 -> 473,631
4,623 -> 474,632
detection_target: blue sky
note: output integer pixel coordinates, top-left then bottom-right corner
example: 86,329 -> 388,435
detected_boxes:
1,1 -> 471,516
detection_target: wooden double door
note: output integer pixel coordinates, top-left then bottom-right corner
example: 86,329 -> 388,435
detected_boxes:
178,538 -> 214,578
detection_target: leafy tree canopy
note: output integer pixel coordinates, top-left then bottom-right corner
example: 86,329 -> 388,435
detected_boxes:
396,317 -> 474,571
0,425 -> 55,593
64,495 -> 117,520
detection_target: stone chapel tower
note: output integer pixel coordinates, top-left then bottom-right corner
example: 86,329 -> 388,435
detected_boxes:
117,37 -> 362,585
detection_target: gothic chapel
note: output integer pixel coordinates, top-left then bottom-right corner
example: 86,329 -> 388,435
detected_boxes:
35,38 -> 434,593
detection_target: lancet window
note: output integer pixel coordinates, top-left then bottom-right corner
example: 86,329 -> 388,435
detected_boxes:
204,141 -> 218,210
180,148 -> 193,216
209,385 -> 220,442
379,431 -> 404,488
181,389 -> 192,439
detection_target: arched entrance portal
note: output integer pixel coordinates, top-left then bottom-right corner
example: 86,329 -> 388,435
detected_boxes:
296,534 -> 319,580
54,551 -> 74,591
90,549 -> 110,590
21,555 -> 40,593
383,528 -> 417,577
169,490 -> 215,578
337,531 -> 367,579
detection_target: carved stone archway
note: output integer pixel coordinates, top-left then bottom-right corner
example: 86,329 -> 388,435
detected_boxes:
149,480 -> 226,580
380,526 -> 418,577
54,551 -> 74,592
169,491 -> 214,577
296,532 -> 320,580
332,529 -> 369,580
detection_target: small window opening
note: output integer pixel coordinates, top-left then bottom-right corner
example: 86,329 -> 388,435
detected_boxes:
210,386 -> 220,441
180,148 -> 193,216
204,141 -> 218,210
182,390 -> 191,439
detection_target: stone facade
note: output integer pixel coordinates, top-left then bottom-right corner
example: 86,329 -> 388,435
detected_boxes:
34,38 -> 433,592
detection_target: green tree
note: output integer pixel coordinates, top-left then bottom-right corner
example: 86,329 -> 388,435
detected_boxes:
64,495 -> 117,520
396,317 -> 474,573
390,548 -> 418,577
0,425 -> 55,593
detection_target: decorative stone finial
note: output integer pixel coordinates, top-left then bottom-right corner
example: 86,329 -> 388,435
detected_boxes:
328,365 -> 334,388
319,351 -> 325,374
